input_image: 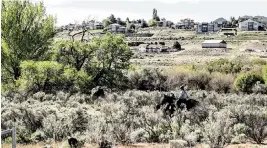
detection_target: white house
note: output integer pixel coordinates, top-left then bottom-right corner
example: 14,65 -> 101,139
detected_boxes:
238,19 -> 259,31
110,23 -> 121,32
202,40 -> 227,48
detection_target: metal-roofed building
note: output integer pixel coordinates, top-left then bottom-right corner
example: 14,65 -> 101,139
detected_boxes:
202,40 -> 227,48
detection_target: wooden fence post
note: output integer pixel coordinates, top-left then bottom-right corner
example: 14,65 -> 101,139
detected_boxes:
12,127 -> 16,148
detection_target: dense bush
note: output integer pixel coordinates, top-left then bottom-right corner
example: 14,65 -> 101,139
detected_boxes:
209,73 -> 234,93
263,65 -> 267,84
230,105 -> 267,144
128,68 -> 168,91
129,67 -> 235,93
17,61 -> 63,93
234,72 -> 264,93
207,58 -> 242,74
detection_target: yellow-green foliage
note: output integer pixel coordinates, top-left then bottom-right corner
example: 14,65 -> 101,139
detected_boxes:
207,58 -> 242,74
234,72 -> 264,93
17,60 -> 63,91
1,0 -> 56,85
263,65 -> 267,84
129,65 -> 141,71
251,58 -> 267,66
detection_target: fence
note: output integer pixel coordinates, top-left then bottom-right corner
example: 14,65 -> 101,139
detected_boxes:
1,127 -> 16,148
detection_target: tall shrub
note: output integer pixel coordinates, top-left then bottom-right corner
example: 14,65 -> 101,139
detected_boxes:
234,72 -> 264,93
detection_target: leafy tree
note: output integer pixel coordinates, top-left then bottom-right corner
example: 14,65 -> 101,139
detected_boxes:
103,19 -> 110,28
108,14 -> 116,24
148,19 -> 157,27
117,17 -> 122,25
1,0 -> 56,86
230,16 -> 238,27
88,33 -> 133,88
52,40 -> 94,71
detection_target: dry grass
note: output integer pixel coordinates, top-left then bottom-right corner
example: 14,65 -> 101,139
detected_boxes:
3,143 -> 267,148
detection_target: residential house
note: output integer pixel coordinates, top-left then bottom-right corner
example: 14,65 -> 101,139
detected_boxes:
88,22 -> 104,30
238,15 -> 253,22
94,22 -> 104,29
181,18 -> 195,29
238,15 -> 267,25
196,22 -> 220,33
107,24 -> 127,33
174,18 -> 195,29
175,22 -> 185,29
238,19 -> 259,31
254,16 -> 267,24
156,19 -> 173,27
202,40 -> 227,48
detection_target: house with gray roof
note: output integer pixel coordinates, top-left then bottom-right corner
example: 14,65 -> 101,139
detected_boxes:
238,19 -> 260,31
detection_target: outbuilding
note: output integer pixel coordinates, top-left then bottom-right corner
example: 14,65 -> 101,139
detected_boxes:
202,40 -> 227,48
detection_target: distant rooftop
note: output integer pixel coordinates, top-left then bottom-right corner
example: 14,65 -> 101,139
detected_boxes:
203,40 -> 227,44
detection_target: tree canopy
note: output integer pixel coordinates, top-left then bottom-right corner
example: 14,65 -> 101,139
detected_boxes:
1,0 -> 56,89
108,14 -> 117,24
1,0 -> 133,94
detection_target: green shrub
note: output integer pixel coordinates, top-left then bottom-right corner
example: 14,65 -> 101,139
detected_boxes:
252,58 -> 267,66
207,58 -> 242,74
263,65 -> 267,84
234,72 -> 264,93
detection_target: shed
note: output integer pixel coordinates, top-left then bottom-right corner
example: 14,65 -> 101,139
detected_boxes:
202,40 -> 227,48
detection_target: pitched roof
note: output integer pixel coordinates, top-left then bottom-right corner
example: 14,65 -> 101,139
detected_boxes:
202,40 -> 227,44
214,17 -> 228,23
240,19 -> 259,23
